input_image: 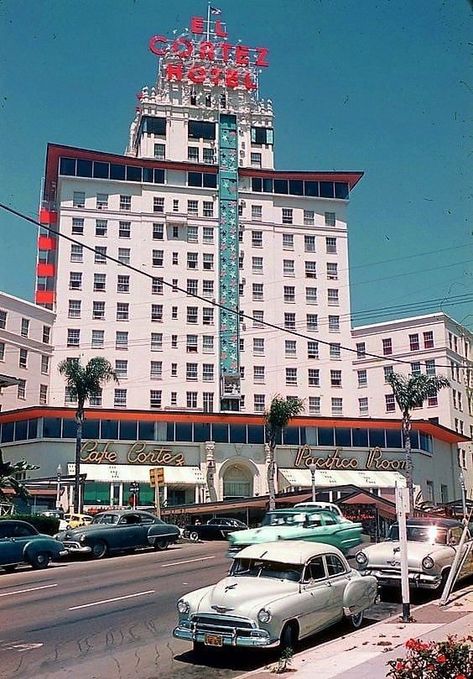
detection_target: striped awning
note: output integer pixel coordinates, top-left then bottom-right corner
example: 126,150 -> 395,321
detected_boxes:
278,468 -> 406,489
67,464 -> 206,486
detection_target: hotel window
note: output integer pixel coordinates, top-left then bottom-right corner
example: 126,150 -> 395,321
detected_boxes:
114,389 -> 127,408
172,252 -> 178,265
428,394 -> 438,407
64,386 -> 76,405
203,364 -> 214,382
119,221 -> 131,238
187,252 -> 198,269
304,210 -> 315,226
94,246 -> 107,264
150,332 -> 162,351
385,394 -> 396,412
17,379 -> 26,400
254,366 -> 265,383
411,361 -> 421,376
19,348 -> 28,369
119,195 -> 131,211
19,318 -> 29,338
203,148 -> 215,164
0,342 -> 4,361
203,308 -> 214,325
307,340 -> 318,359
357,369 -> 367,388
39,384 -> 48,405
117,275 -> 129,293
203,392 -> 214,412
283,259 -> 295,276
239,366 -> 245,380
187,200 -> 198,215
252,230 -> 263,247
187,279 -> 198,296
96,193 -> 108,210
285,340 -> 296,357
154,143 -> 165,160
356,342 -> 366,359
252,205 -> 262,221
203,335 -> 214,353
331,370 -> 342,387
305,261 -> 317,278
171,305 -> 178,320
203,253 -> 214,270
153,223 -> 164,240
359,397 -> 369,416
304,235 -> 316,252
171,363 -> 177,377
115,360 -> 128,379
409,333 -> 420,351
152,249 -> 164,267
423,331 -> 434,349
73,191 -> 85,208
116,302 -> 129,321
330,343 -> 341,360
93,301 -> 105,320
384,365 -> 394,382
0,311 -> 6,329
188,146 -> 199,162
170,392 -> 177,406
187,225 -> 198,242
203,201 -> 214,217
306,287 -> 317,304
328,289 -> 339,305
308,396 -> 321,414
308,368 -> 320,387
286,368 -> 297,385
116,331 -> 128,350
307,314 -> 318,331
93,273 -> 106,292
67,329 -> 80,347
172,199 -> 179,213
331,398 -> 343,415
425,359 -> 436,376
202,280 -> 214,298
72,217 -> 84,234
91,330 -> 104,348
203,226 -> 214,243
41,355 -> 49,374
329,315 -> 340,332
324,211 -> 336,227
187,306 -> 198,324
151,304 -> 163,322
42,325 -> 51,344
253,283 -> 264,300
95,219 -> 107,236
327,263 -> 338,280
326,237 -> 337,253
154,197 -> 165,213
250,152 -> 262,167
118,248 -> 130,265
253,310 -> 264,328
150,361 -> 162,379
253,337 -> 265,355
186,391 -> 198,408
282,208 -> 293,224
150,390 -> 162,409
254,394 -> 265,412
282,233 -> 294,249
382,338 -> 393,355
186,335 -> 198,353
284,286 -> 295,303
284,313 -> 296,330
70,244 -> 83,262
69,272 -> 82,290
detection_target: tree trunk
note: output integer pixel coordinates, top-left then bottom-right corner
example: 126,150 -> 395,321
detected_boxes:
402,413 -> 414,515
74,408 -> 84,513
266,443 -> 276,511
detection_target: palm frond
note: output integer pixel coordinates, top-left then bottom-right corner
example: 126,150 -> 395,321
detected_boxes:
386,372 -> 450,416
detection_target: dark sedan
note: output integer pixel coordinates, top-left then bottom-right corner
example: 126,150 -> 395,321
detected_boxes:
184,517 -> 248,542
1,520 -> 66,572
55,510 -> 180,559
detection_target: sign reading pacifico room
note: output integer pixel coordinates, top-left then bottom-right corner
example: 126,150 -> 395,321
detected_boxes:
295,445 -> 407,472
148,15 -> 269,91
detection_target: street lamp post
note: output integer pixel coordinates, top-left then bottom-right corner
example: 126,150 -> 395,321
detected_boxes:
308,463 -> 317,502
459,470 -> 467,519
56,464 -> 62,510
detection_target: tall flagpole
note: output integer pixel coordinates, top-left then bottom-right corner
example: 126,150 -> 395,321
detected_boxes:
206,2 -> 211,41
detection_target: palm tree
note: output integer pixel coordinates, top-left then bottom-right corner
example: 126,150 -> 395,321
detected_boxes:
386,372 -> 449,512
58,357 -> 118,512
0,448 -> 38,512
265,396 -> 304,511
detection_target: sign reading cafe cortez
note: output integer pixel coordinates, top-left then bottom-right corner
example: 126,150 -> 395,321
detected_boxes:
149,15 -> 269,91
295,445 -> 407,472
81,440 -> 185,466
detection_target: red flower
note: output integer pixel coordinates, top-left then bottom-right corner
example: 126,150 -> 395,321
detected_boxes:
395,661 -> 405,671
436,654 -> 447,663
455,675 -> 467,679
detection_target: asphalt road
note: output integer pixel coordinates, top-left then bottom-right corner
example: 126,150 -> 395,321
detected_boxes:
0,542 -> 403,679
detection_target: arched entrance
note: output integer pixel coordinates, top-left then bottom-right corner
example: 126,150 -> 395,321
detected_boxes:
222,463 -> 253,500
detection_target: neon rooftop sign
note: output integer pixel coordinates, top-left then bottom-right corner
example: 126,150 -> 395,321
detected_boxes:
148,14 -> 269,92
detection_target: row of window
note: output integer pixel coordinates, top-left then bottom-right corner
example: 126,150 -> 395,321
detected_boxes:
356,361 -> 438,388
251,178 -> 349,199
0,346 -> 50,374
249,229 -> 337,249
71,192 -> 216,217
356,331 -> 435,358
1,381 -> 48,404
140,116 -> 272,146
0,312 -> 51,344
70,219 -> 216,242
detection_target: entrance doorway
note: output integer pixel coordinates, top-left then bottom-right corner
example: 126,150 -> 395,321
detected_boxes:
223,464 -> 253,499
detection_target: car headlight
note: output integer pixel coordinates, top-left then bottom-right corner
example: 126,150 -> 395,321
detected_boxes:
355,551 -> 368,566
422,556 -> 434,570
79,534 -> 86,543
257,608 -> 271,623
177,599 -> 190,614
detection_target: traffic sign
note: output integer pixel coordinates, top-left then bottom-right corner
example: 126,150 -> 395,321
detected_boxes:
149,467 -> 165,488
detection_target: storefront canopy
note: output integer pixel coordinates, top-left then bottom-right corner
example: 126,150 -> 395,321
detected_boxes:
278,468 -> 406,489
68,464 -> 206,486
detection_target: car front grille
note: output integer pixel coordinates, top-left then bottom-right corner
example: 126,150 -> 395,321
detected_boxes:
191,614 -> 255,635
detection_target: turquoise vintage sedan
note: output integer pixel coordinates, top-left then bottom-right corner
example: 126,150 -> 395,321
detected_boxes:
0,520 -> 66,572
227,509 -> 362,556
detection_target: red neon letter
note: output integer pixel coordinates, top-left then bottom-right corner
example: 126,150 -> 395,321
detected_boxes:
235,45 -> 249,66
171,37 -> 193,59
165,63 -> 184,81
149,35 -> 168,57
190,16 -> 204,34
199,41 -> 215,61
243,73 -> 257,91
255,47 -> 269,67
221,42 -> 233,62
188,65 -> 206,84
215,19 -> 227,38
225,69 -> 239,89
209,67 -> 223,85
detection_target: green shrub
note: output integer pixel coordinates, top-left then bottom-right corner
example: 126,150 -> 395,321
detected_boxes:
0,514 -> 60,535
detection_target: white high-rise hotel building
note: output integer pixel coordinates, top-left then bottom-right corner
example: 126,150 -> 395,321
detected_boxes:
38,14 -> 362,417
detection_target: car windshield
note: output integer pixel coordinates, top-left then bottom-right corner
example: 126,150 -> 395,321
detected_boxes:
92,514 -> 119,525
261,512 -> 308,527
388,524 -> 448,544
230,558 -> 303,582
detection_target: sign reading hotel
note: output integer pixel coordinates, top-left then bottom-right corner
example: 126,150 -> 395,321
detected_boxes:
148,14 -> 269,91
295,445 -> 407,472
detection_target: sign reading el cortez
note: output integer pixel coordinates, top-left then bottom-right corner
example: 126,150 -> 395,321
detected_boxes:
149,466 -> 165,488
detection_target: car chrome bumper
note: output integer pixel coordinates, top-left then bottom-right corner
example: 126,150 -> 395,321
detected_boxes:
361,569 -> 441,589
173,623 -> 278,648
62,542 -> 92,554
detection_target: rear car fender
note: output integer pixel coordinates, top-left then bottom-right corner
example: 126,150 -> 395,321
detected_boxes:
23,537 -> 56,559
343,573 -> 378,617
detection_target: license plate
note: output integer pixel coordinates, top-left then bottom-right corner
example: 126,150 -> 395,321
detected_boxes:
204,634 -> 223,647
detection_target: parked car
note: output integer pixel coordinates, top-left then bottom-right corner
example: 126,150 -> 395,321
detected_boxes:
294,502 -> 345,519
227,509 -> 362,556
355,518 -> 473,591
55,510 -> 180,559
184,517 -> 248,542
41,510 -> 69,531
0,519 -> 66,572
173,541 -> 378,653
64,513 -> 93,529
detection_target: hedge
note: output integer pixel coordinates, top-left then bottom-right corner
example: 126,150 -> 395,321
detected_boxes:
0,514 -> 60,535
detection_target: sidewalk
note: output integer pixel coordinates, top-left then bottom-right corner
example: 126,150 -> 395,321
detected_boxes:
241,583 -> 473,679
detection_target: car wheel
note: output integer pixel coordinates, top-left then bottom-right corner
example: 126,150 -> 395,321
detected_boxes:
189,531 -> 200,542
3,565 -> 17,573
280,621 -> 298,652
30,552 -> 51,570
91,540 -> 108,559
153,539 -> 169,551
351,610 -> 364,629
436,569 -> 450,593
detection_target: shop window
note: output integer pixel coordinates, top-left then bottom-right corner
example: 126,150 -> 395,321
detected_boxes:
283,427 -> 300,445
176,422 -> 192,441
212,423 -> 229,443
352,428 -> 368,447
14,420 -> 28,441
84,482 -> 110,506
194,422 -> 211,442
230,424 -> 247,443
386,429 -> 402,448
139,421 -> 155,441
119,420 -> 137,440
101,420 -> 119,439
335,428 -> 351,446
83,420 -> 100,438
318,428 -> 334,446
368,429 -> 385,448
63,419 -> 76,438
248,425 -> 265,443
43,417 -> 62,438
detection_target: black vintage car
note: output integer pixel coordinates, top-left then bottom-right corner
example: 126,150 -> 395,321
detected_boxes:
184,517 -> 248,542
56,510 -> 180,559
1,520 -> 66,571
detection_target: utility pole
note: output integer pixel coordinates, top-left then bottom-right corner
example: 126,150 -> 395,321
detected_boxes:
396,484 -> 411,623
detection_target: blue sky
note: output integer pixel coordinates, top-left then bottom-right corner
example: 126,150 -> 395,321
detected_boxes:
1,0 -> 471,328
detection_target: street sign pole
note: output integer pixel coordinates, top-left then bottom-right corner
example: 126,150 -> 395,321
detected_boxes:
155,483 -> 161,520
150,467 -> 164,520
395,485 -> 411,623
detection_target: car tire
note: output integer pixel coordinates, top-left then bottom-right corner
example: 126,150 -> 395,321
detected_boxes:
351,610 -> 364,629
30,552 -> 51,570
189,531 -> 200,542
279,621 -> 298,652
3,565 -> 17,573
153,539 -> 169,551
91,540 -> 108,559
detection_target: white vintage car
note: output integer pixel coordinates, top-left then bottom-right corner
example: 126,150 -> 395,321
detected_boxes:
355,518 -> 473,591
173,541 -> 378,653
